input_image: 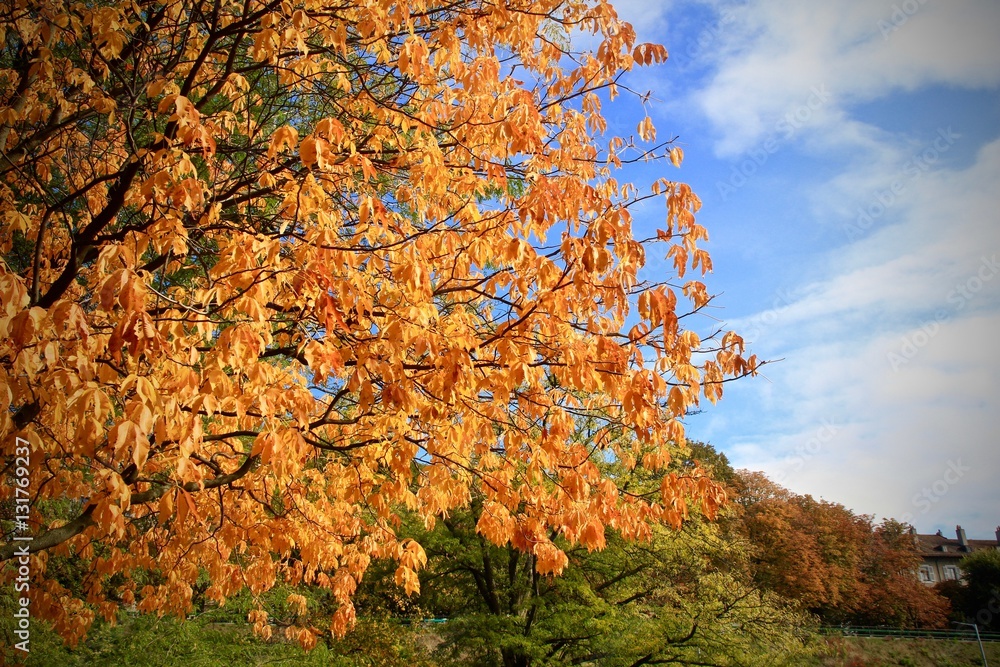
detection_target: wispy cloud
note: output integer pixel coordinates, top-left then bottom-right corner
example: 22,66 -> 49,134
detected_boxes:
691,0 -> 1000,156
713,134 -> 1000,535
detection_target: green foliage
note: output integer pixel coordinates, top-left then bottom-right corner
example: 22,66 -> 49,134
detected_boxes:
685,440 -> 737,486
957,548 -> 1000,630
0,590 -> 435,667
375,447 -> 817,667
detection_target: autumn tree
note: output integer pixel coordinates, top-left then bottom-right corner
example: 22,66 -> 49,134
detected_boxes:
731,473 -> 949,628
0,0 -> 757,647
730,471 -> 867,613
851,519 -> 949,629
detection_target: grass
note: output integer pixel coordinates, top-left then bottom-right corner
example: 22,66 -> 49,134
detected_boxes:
1,609 -> 436,667
806,636 -> 1000,667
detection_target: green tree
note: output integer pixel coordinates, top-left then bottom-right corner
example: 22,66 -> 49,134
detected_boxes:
392,446 -> 813,667
958,549 -> 1000,631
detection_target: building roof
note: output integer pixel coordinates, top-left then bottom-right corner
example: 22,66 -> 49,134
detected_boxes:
913,526 -> 1000,560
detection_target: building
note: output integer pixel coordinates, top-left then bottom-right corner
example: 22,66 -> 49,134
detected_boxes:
912,525 -> 1000,585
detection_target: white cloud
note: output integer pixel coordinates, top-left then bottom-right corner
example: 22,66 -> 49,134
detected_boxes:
729,137 -> 1000,348
712,136 -> 1000,537
607,0 -> 675,37
689,0 -> 1000,156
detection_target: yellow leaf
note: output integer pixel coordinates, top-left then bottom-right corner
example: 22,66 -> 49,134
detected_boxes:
158,490 -> 175,524
668,386 -> 686,417
669,146 -> 683,167
132,430 -> 149,469
268,125 -> 299,159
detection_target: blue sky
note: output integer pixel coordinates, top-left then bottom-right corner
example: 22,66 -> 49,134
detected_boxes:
595,0 -> 1000,539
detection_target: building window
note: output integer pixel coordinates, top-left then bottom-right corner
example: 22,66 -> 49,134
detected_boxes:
919,566 -> 935,583
944,566 -> 959,581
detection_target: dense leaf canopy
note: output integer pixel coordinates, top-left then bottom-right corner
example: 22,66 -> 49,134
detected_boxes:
732,472 -> 950,629
0,0 -> 756,645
